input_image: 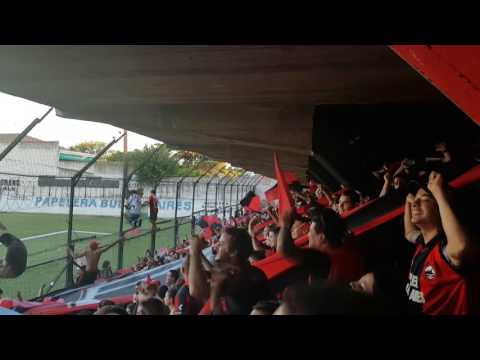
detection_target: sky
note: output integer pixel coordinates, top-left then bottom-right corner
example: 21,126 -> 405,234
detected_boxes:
0,92 -> 160,152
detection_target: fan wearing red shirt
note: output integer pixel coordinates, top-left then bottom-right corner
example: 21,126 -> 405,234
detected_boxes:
277,207 -> 365,285
148,189 -> 158,223
404,171 -> 480,315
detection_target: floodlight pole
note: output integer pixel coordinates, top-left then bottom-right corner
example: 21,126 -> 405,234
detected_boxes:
0,107 -> 53,163
66,133 -> 125,288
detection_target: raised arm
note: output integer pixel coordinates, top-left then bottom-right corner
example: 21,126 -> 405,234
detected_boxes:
277,208 -> 306,264
188,235 -> 210,303
248,216 -> 269,251
394,161 -> 408,178
321,187 -> 335,208
200,251 -> 214,272
379,173 -> 391,198
265,206 -> 279,225
428,171 -> 478,267
404,194 -> 420,243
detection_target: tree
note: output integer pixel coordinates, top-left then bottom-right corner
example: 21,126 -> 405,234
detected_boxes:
176,150 -> 208,168
70,141 -> 107,155
104,150 -> 125,162
128,144 -> 180,188
104,144 -> 245,183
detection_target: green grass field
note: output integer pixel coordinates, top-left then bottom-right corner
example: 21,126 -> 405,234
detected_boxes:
0,212 -> 193,299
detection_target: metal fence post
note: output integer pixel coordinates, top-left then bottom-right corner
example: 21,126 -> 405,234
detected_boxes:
236,178 -> 243,213
229,172 -> 246,217
204,182 -> 209,215
222,173 -> 239,219
191,163 -> 219,236
0,107 -> 53,163
173,178 -> 181,248
66,134 -> 125,288
204,165 -> 227,215
214,179 -> 219,214
118,176 -> 127,270
213,169 -> 234,217
173,160 -> 208,247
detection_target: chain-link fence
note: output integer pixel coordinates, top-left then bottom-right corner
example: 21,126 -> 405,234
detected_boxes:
0,170 -> 257,300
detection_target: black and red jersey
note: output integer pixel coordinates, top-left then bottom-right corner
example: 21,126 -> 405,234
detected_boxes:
406,233 -> 480,315
174,284 -> 203,315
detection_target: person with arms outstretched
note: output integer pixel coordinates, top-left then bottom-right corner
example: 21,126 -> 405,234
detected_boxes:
68,238 -> 123,287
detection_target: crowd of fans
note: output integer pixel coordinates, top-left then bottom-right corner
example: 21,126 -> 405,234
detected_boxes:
2,139 -> 479,315
130,248 -> 187,273
90,139 -> 476,316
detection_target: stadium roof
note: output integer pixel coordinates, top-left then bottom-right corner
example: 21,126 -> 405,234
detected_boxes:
0,46 -> 445,178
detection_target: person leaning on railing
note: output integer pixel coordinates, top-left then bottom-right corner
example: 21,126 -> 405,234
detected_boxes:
0,221 -> 27,279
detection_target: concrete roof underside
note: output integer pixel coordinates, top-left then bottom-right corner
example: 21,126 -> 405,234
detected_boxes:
0,46 -> 444,178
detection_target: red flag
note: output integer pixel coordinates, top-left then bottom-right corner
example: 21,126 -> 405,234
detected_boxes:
246,195 -> 262,212
273,152 -> 293,216
283,171 -> 299,185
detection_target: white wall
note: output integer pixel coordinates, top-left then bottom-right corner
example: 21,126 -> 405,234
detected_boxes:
0,142 -> 60,176
0,195 -> 220,218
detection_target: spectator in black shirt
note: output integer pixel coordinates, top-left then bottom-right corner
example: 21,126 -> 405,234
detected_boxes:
174,254 -> 204,315
164,287 -> 178,315
158,285 -> 169,301
0,223 -> 27,278
166,269 -> 180,288
273,281 -> 389,315
189,227 -> 272,315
